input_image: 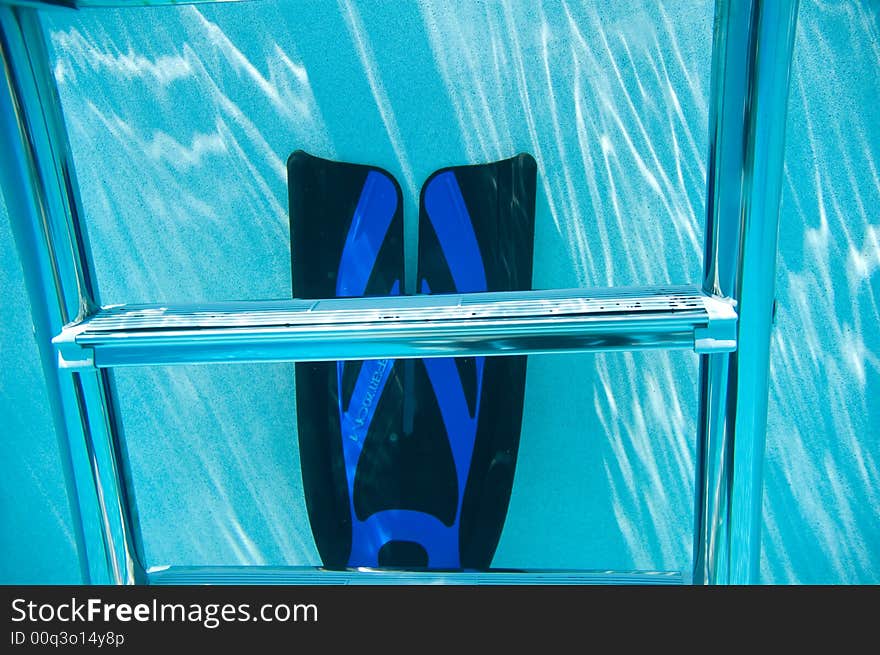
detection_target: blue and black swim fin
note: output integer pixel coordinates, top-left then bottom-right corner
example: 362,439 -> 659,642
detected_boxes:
288,150 -> 537,570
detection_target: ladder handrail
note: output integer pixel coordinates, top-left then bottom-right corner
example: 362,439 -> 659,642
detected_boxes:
0,4 -> 141,583
694,0 -> 799,585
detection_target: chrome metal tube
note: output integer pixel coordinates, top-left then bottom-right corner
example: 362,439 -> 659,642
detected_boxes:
0,6 -> 140,583
694,0 -> 799,585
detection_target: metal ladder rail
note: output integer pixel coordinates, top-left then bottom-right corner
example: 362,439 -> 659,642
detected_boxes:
0,0 -> 799,585
694,0 -> 799,584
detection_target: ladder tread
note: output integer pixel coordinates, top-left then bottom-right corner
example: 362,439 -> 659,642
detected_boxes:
53,285 -> 737,368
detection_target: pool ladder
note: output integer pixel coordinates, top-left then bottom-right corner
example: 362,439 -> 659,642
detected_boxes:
0,0 -> 800,585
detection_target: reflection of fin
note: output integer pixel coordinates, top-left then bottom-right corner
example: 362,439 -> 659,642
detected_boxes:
417,153 -> 537,569
288,150 -> 537,570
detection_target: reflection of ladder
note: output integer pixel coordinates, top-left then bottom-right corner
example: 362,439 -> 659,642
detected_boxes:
0,0 -> 799,585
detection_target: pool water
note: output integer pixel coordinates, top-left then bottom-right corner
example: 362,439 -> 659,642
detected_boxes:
0,0 -> 877,583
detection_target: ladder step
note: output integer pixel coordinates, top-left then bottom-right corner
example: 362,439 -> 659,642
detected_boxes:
146,565 -> 687,585
53,285 -> 737,369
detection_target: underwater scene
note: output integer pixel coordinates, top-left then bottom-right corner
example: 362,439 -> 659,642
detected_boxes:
0,0 -> 877,583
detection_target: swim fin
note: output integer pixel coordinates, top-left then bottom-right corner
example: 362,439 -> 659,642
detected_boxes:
288,150 -> 406,568
288,150 -> 537,570
416,154 -> 537,569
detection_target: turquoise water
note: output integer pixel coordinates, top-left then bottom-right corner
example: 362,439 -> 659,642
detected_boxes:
0,0 -> 877,583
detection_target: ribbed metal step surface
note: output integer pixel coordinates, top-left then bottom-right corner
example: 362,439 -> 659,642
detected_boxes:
146,566 -> 687,586
53,285 -> 737,369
